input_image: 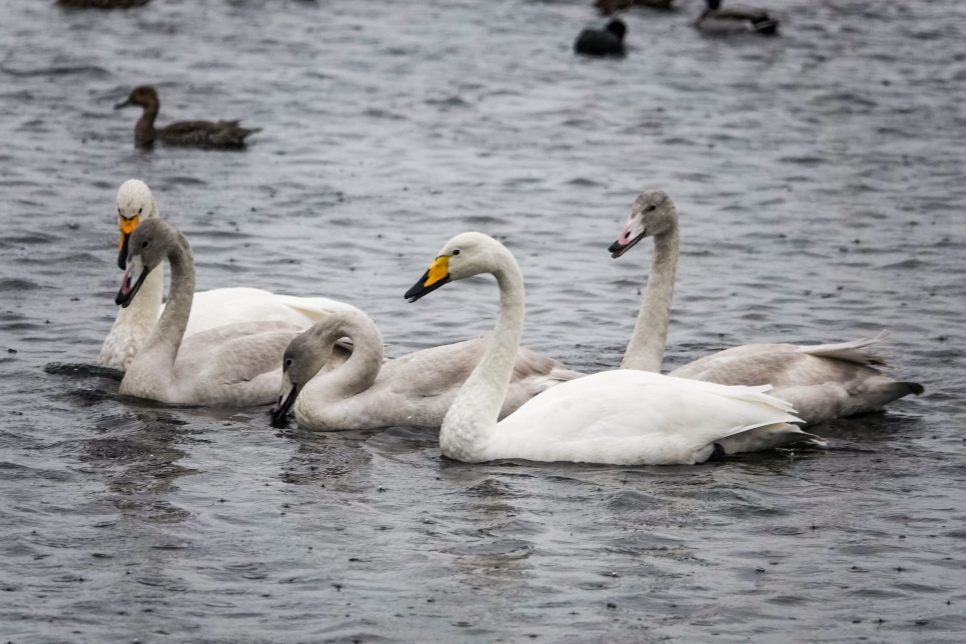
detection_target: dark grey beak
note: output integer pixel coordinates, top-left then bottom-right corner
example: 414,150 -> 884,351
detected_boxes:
114,97 -> 133,110
270,385 -> 299,428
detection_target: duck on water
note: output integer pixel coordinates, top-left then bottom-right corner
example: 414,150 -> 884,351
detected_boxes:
696,0 -> 779,35
574,18 -> 627,57
58,0 -> 150,8
115,86 -> 260,148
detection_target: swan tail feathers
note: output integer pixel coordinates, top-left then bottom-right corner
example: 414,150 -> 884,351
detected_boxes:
797,330 -> 891,367
718,384 -> 799,416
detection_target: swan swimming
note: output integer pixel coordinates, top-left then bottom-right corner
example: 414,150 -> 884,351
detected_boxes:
116,218 -> 302,407
99,180 -> 359,371
270,309 -> 583,430
607,190 -> 923,424
405,232 -> 815,465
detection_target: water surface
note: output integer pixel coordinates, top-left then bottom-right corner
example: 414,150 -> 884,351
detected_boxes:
1,0 -> 964,642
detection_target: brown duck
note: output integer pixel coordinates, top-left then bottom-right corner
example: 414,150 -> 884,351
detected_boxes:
58,0 -> 150,7
115,86 -> 261,148
595,0 -> 674,14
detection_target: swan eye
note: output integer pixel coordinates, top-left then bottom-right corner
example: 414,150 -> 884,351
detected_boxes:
138,208 -> 142,214
451,249 -> 461,256
647,205 -> 657,212
284,359 -> 293,367
118,208 -> 122,215
141,241 -> 149,249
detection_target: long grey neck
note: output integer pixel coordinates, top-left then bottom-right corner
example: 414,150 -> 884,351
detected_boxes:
142,235 -> 194,368
440,250 -> 525,462
620,225 -> 679,372
301,314 -> 384,404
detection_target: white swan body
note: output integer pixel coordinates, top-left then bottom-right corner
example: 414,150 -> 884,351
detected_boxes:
608,190 -> 923,425
117,218 -> 301,407
272,310 -> 583,431
99,180 -> 359,371
405,232 -> 806,465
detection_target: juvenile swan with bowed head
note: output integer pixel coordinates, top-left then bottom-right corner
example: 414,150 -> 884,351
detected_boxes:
270,310 -> 582,430
607,190 -> 923,425
100,180 -> 358,371
404,232 -> 811,465
116,218 -> 302,406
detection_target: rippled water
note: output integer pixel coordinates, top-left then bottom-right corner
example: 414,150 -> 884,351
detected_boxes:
2,0 -> 965,642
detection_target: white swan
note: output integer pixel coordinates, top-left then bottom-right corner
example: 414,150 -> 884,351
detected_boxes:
404,232 -> 814,465
607,190 -> 924,424
270,309 -> 583,430
99,180 -> 359,371
116,218 -> 302,406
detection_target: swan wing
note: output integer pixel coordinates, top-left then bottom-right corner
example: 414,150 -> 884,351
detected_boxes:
492,370 -> 800,465
166,287 -> 359,338
172,320 -> 301,405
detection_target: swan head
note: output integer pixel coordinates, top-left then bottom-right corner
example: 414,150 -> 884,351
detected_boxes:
115,218 -> 180,308
115,179 -> 159,270
608,190 -> 677,258
271,323 -> 341,427
404,232 -> 505,302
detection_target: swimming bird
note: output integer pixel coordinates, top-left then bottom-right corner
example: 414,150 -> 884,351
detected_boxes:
696,0 -> 779,35
574,19 -> 627,57
405,232 -> 816,465
596,0 -> 674,14
607,190 -> 923,425
270,310 -> 583,430
100,180 -> 358,371
114,86 -> 260,148
58,0 -> 149,7
116,219 -> 301,406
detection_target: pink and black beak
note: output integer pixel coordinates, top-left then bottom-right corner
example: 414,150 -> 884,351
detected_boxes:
115,255 -> 149,307
608,222 -> 647,259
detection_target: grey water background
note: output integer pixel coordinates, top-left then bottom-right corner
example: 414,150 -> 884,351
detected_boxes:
1,0 -> 964,641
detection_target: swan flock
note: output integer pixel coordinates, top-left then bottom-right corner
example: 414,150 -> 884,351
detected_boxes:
98,180 -> 922,465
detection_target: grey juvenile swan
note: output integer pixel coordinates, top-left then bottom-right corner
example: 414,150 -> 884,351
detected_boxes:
100,179 -> 358,371
607,190 -> 924,425
116,218 -> 302,406
271,309 -> 584,431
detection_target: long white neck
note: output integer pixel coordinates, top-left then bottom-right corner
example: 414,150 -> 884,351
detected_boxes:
439,248 -> 525,463
295,314 -> 384,422
99,263 -> 164,370
620,225 -> 679,372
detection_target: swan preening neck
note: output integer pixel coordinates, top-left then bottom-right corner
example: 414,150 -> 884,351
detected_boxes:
405,233 -> 524,462
608,190 -> 679,372
272,311 -> 383,426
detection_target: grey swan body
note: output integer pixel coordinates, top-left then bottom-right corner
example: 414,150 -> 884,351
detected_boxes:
115,86 -> 260,148
117,218 -> 301,407
608,190 -> 923,428
272,310 -> 583,431
100,180 -> 357,371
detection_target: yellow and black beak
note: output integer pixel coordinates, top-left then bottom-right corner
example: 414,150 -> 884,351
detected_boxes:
117,215 -> 139,269
405,255 -> 451,303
